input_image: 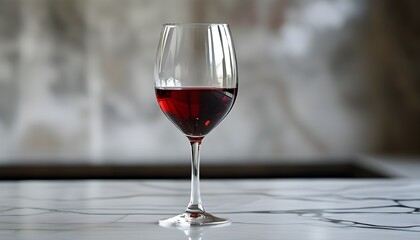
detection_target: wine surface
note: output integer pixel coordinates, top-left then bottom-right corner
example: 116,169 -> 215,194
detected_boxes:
156,87 -> 237,138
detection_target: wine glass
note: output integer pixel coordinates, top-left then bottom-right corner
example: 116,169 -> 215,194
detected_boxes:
155,23 -> 238,227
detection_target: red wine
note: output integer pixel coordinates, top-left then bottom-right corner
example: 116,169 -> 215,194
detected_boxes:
156,87 -> 237,138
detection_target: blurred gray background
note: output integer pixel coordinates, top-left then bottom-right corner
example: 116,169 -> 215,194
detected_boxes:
0,0 -> 419,167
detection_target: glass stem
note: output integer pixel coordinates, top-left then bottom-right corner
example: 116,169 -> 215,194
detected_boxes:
186,140 -> 205,213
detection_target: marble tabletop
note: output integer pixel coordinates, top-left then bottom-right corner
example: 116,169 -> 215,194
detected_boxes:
1,179 -> 419,240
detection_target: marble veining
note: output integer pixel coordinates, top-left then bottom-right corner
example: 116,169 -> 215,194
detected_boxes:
0,180 -> 419,240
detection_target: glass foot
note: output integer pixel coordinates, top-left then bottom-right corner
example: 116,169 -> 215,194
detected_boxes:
159,212 -> 230,227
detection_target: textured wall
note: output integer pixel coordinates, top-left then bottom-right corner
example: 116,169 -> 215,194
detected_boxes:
0,0 -> 418,164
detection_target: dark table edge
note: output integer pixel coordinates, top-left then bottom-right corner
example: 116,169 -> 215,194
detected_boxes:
0,161 -> 387,180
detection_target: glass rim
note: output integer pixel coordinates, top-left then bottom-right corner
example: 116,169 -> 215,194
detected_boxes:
163,23 -> 229,27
